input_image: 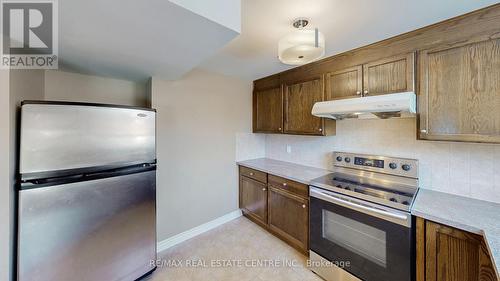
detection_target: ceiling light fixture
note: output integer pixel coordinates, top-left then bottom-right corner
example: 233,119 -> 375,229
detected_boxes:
278,18 -> 325,66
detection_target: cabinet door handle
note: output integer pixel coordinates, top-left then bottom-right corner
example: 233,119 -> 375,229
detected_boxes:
363,90 -> 369,95
282,183 -> 287,187
262,188 -> 266,191
356,90 -> 361,95
420,129 -> 427,134
302,204 -> 306,209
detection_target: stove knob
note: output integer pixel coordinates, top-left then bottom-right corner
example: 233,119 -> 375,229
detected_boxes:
344,157 -> 351,163
402,201 -> 410,205
389,198 -> 398,203
402,164 -> 411,171
335,184 -> 342,188
389,162 -> 398,169
336,156 -> 343,162
344,186 -> 350,190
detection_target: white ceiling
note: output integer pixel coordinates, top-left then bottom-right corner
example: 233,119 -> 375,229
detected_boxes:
58,0 -> 240,81
169,0 -> 241,33
199,0 -> 499,80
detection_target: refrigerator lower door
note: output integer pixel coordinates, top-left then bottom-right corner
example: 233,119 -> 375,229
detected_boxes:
18,170 -> 156,281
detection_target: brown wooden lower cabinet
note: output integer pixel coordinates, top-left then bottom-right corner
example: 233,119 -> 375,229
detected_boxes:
239,175 -> 268,227
417,217 -> 497,281
239,166 -> 309,255
268,186 -> 309,253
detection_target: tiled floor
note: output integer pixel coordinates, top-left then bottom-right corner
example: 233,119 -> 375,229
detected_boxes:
145,217 -> 323,281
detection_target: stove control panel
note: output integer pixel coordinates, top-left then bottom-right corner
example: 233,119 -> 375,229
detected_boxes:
354,157 -> 384,168
334,152 -> 418,178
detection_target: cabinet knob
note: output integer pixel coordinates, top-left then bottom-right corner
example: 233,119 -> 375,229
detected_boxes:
262,188 -> 266,191
356,90 -> 361,95
420,129 -> 428,134
249,172 -> 254,176
318,128 -> 323,132
282,183 -> 287,187
278,127 -> 282,131
363,90 -> 369,95
302,204 -> 306,209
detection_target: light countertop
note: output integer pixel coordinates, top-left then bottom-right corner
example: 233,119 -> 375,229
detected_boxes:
237,158 -> 331,185
238,157 -> 500,277
412,189 -> 500,278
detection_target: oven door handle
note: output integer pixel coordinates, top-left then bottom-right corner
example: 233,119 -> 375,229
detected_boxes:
310,188 -> 411,227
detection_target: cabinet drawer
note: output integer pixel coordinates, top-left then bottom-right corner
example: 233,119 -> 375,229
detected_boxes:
239,166 -> 267,183
268,175 -> 308,198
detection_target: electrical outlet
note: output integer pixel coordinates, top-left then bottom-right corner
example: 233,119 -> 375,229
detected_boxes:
286,145 -> 292,154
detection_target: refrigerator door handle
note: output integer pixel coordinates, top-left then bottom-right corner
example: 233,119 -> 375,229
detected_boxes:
20,163 -> 157,190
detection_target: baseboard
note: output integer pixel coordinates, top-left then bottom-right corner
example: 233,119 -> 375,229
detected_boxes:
157,209 -> 242,253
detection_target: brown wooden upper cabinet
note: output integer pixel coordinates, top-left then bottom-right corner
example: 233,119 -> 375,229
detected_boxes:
253,86 -> 283,133
283,75 -> 327,135
363,52 -> 415,96
253,74 -> 334,136
418,38 -> 500,143
325,53 -> 415,101
325,65 -> 363,100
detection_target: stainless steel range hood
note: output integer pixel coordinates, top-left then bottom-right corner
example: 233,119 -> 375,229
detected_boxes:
311,92 -> 416,120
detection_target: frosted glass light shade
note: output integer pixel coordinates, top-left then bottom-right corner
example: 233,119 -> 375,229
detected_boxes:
278,29 -> 325,65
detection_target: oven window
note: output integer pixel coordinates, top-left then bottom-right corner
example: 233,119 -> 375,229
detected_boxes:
322,209 -> 387,267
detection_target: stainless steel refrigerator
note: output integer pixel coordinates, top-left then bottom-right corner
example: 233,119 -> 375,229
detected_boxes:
17,101 -> 157,281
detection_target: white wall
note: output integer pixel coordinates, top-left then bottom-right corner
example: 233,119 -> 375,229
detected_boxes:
151,69 -> 253,240
0,70 -> 45,281
0,69 -> 11,281
265,118 -> 500,204
44,70 -> 149,107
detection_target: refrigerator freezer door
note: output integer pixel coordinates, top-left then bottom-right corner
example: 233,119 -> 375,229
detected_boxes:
20,103 -> 156,177
18,170 -> 156,281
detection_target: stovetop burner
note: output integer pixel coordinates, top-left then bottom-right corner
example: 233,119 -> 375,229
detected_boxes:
332,175 -> 413,205
310,152 -> 419,212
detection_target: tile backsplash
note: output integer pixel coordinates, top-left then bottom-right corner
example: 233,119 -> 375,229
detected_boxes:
265,118 -> 500,204
235,132 -> 266,162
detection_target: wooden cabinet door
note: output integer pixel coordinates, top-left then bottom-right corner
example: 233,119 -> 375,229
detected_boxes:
239,176 -> 268,226
419,39 -> 500,143
284,76 -> 325,135
253,86 -> 283,133
325,65 -> 363,100
363,52 -> 415,96
424,221 -> 496,281
268,186 -> 308,253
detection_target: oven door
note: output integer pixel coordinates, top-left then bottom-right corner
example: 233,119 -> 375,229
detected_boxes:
310,187 -> 414,281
